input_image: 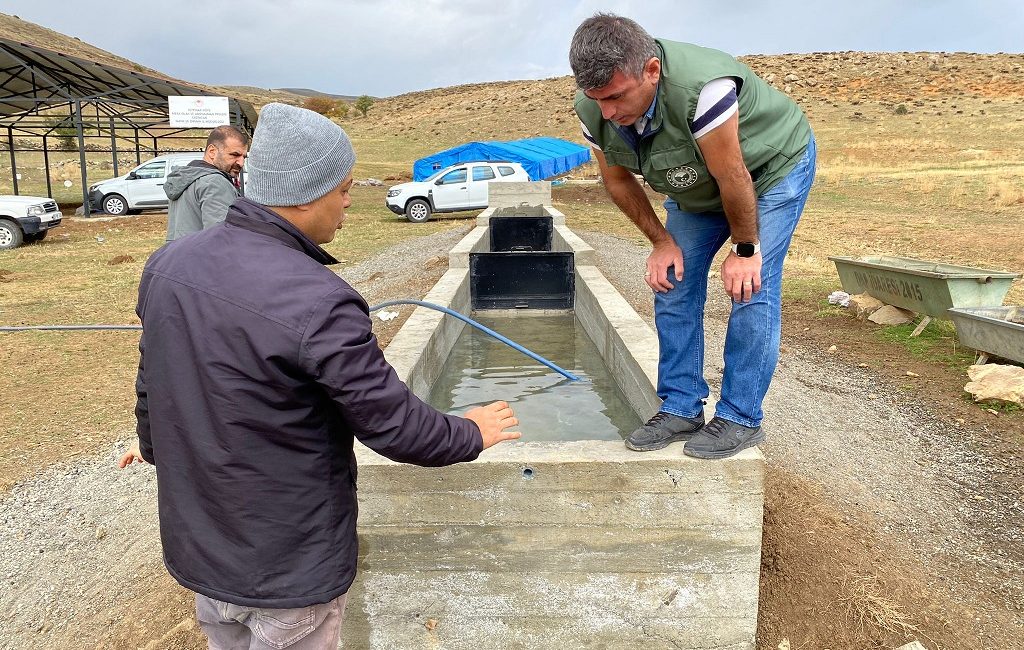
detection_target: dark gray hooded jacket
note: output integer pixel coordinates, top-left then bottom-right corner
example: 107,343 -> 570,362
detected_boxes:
163,160 -> 238,241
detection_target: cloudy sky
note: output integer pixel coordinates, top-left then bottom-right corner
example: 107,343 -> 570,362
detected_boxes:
5,1 -> 1023,97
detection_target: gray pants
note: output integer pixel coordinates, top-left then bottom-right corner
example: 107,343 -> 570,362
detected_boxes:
195,592 -> 347,650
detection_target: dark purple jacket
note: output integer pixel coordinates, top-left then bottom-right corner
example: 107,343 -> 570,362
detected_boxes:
135,198 -> 482,608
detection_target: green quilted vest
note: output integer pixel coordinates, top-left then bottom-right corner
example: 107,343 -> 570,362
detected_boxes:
575,39 -> 811,213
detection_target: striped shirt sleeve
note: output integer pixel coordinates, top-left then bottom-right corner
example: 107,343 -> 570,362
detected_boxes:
580,120 -> 601,151
691,77 -> 739,140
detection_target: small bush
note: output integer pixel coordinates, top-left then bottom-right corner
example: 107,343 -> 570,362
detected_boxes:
894,104 -> 908,115
303,97 -> 338,116
986,181 -> 1024,206
354,95 -> 374,117
302,97 -> 350,119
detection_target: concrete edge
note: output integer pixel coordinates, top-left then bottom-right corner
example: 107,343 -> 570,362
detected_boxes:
355,438 -> 762,468
553,224 -> 594,266
486,182 -> 552,210
448,225 -> 488,269
382,268 -> 469,395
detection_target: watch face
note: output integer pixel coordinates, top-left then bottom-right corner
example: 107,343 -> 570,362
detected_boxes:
735,242 -> 756,257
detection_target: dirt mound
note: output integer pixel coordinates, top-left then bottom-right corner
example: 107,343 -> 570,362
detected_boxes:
759,466 -> 988,649
106,254 -> 135,266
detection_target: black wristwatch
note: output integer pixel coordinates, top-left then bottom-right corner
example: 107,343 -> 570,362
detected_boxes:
731,241 -> 760,258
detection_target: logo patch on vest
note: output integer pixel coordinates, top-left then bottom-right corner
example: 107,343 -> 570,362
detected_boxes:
666,166 -> 699,189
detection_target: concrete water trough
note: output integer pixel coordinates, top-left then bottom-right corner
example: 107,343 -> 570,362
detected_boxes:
948,306 -> 1024,364
341,184 -> 764,649
829,255 -> 1020,318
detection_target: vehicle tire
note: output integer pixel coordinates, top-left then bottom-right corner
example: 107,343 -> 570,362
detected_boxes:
25,230 -> 48,243
0,219 -> 23,250
405,199 -> 432,223
102,194 -> 128,216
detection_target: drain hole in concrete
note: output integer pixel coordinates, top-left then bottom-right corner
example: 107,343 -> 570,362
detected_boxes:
522,467 -> 535,480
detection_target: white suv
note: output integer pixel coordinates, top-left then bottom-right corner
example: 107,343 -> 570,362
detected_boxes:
88,152 -> 204,216
0,195 -> 63,250
385,161 -> 529,223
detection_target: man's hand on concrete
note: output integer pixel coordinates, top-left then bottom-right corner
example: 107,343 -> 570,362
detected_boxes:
722,252 -> 762,302
466,401 -> 521,449
646,237 -> 684,293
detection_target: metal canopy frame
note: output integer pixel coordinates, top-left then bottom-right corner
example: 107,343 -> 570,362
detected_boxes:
0,36 -> 257,215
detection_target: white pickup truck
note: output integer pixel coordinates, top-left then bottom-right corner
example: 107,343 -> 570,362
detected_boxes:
0,195 -> 63,250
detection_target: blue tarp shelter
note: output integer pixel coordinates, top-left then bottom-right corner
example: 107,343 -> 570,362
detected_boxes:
412,137 -> 591,181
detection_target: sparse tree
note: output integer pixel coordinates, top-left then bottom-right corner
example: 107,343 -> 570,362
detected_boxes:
47,116 -> 78,151
354,95 -> 374,117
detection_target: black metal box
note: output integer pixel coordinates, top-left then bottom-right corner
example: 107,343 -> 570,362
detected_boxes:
470,252 -> 574,310
488,216 -> 553,252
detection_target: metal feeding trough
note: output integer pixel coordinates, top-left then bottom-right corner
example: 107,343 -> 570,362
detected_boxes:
829,255 -> 1020,318
947,306 -> 1024,364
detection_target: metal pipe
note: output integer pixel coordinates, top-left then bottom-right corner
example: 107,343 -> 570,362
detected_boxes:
0,300 -> 583,383
42,135 -> 52,198
74,101 -> 89,217
7,127 -> 17,195
109,117 -> 118,177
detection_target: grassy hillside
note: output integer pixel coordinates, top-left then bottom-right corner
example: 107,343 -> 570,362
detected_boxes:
341,51 -> 1024,175
334,52 -> 1024,307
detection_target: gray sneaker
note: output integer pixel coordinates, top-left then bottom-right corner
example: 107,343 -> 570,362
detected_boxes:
683,417 -> 765,460
625,412 -> 705,451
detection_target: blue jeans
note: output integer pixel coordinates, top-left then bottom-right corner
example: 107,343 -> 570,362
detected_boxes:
655,135 -> 817,427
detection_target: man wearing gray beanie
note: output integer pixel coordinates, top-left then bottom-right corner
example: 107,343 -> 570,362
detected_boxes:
124,103 -> 521,649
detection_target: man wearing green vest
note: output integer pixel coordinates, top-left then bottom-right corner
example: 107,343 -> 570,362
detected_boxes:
570,13 -> 816,459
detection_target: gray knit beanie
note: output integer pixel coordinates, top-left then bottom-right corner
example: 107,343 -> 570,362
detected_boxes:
244,103 -> 355,206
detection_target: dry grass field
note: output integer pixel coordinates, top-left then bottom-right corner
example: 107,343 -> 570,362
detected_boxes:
1,11 -> 1023,650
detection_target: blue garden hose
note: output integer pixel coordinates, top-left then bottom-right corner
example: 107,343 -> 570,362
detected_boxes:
369,300 -> 581,382
0,299 -> 583,382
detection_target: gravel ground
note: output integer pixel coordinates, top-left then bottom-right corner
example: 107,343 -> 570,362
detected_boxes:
1,226 -> 1021,647
337,227 -> 470,304
0,443 -> 161,642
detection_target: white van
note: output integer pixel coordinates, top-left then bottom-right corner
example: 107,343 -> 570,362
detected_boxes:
88,152 -> 203,215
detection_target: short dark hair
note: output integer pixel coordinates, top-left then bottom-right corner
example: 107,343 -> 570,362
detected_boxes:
569,13 -> 658,91
206,124 -> 249,149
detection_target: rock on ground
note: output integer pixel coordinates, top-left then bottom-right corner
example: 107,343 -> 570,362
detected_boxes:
965,363 -> 1024,405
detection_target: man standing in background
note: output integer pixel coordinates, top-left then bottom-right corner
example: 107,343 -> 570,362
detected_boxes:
164,124 -> 248,241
